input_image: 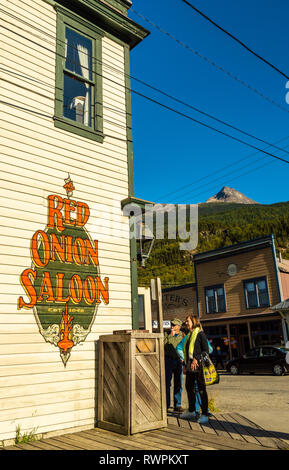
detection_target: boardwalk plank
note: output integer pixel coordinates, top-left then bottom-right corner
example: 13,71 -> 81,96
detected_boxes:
198,419 -> 217,436
177,417 -> 191,429
187,419 -> 203,434
197,444 -> 219,450
83,429 -> 165,450
3,446 -> 22,450
227,413 -> 262,446
209,415 -> 234,440
59,434 -> 119,450
130,435 -> 183,450
215,414 -> 247,442
239,418 -> 289,450
46,436 -> 86,450
80,430 -> 147,451
233,414 -> 286,450
23,439 -> 66,450
7,444 -> 37,450
132,431 -> 199,450
166,424 -> 270,450
167,416 -> 178,426
154,426 -> 232,451
148,429 -> 201,451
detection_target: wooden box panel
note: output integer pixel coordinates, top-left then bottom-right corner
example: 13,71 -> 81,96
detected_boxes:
97,331 -> 167,435
102,342 -> 126,426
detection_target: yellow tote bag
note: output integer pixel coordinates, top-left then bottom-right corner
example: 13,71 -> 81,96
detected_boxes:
203,358 -> 220,386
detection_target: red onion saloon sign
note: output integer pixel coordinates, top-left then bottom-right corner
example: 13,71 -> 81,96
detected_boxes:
18,178 -> 109,365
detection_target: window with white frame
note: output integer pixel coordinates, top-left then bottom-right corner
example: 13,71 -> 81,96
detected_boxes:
243,277 -> 270,309
54,9 -> 103,142
205,285 -> 226,314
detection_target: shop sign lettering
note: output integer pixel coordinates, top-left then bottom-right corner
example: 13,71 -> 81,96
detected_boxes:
18,179 -> 109,365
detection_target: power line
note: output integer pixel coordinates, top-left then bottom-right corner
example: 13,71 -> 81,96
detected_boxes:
3,4 -> 288,118
158,134 -> 289,201
3,55 -> 289,160
3,62 -> 289,170
2,13 -> 289,176
0,100 -> 130,144
2,9 -> 289,159
130,8 -> 289,115
3,61 -> 289,169
130,89 -> 289,166
4,65 -> 286,207
1,87 -> 281,208
167,154 -> 275,203
181,0 -> 289,80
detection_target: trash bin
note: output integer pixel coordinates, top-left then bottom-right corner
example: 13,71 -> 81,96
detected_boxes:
97,330 -> 167,435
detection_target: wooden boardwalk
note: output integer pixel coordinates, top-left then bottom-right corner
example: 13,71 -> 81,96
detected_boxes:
2,413 -> 287,451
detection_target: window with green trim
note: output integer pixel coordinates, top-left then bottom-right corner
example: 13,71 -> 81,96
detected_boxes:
54,10 -> 104,142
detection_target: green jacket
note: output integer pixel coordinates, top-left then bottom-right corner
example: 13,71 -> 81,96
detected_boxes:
164,332 -> 183,360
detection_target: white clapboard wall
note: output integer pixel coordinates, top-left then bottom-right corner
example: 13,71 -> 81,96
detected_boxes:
0,0 -> 133,442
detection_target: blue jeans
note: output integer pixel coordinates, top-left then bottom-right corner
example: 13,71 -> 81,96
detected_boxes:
165,356 -> 183,409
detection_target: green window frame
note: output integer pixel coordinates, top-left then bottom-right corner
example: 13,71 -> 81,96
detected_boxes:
54,8 -> 104,143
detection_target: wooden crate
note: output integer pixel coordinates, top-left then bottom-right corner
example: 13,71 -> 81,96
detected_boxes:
97,330 -> 167,434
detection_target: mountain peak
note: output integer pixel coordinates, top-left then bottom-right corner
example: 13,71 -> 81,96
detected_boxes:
206,186 -> 258,204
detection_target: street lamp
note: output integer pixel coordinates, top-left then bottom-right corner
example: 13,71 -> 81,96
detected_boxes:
137,222 -> 155,268
121,197 -> 155,268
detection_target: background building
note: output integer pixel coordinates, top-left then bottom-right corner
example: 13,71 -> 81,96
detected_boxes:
156,235 -> 288,359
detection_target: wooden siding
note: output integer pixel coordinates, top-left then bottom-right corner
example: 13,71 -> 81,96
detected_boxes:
0,0 -> 133,442
196,246 -> 280,321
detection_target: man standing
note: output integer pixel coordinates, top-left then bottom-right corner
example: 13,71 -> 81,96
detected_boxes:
164,318 -> 184,412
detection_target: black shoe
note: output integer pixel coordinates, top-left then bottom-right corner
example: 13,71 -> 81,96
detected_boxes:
174,406 -> 185,413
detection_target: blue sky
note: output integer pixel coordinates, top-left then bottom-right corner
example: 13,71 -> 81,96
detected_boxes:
128,0 -> 289,205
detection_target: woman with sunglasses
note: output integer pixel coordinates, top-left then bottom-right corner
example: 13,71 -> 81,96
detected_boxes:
181,315 -> 210,424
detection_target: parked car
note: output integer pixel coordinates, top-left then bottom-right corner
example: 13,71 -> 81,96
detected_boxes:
226,346 -> 289,376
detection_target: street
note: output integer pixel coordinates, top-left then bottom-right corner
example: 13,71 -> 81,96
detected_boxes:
206,373 -> 289,413
180,372 -> 289,443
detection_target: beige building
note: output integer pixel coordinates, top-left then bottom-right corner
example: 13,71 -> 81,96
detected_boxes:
152,283 -> 197,327
0,0 -> 148,443
158,236 -> 289,358
194,235 -> 288,359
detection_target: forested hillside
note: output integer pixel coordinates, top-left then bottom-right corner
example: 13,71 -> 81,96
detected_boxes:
137,201 -> 289,288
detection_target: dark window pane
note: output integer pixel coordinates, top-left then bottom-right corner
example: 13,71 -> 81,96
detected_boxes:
216,287 -> 225,312
206,288 -> 216,313
257,280 -> 269,306
63,74 -> 92,126
262,347 -> 277,357
245,282 -> 258,308
65,27 -> 92,80
245,348 -> 259,358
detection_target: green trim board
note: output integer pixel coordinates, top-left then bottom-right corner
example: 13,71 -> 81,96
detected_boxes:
121,196 -> 155,211
53,0 -> 149,49
100,0 -> 131,16
124,46 -> 134,198
43,0 -> 56,5
54,8 -> 104,142
124,45 -> 138,330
